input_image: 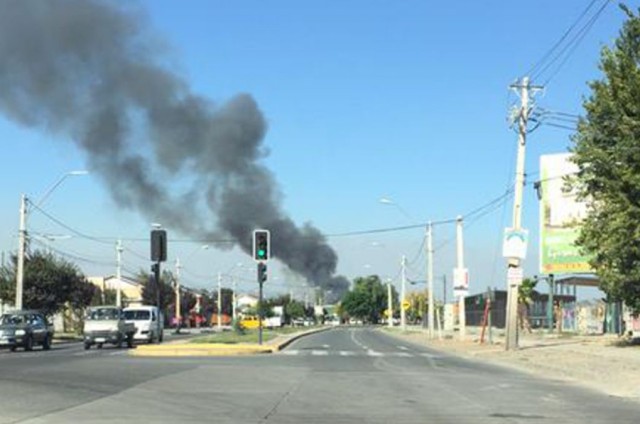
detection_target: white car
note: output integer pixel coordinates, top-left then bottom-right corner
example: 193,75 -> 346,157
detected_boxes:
124,306 -> 164,343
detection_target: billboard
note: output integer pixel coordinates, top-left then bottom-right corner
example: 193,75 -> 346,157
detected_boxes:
539,153 -> 592,274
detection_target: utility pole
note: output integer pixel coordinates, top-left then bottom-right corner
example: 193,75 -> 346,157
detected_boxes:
15,194 -> 27,310
387,279 -> 393,328
175,258 -> 181,331
442,274 -> 447,306
217,272 -> 222,330
400,255 -> 407,331
116,239 -> 123,307
232,278 -> 237,322
456,216 -> 466,341
427,222 -> 435,339
505,76 -> 540,351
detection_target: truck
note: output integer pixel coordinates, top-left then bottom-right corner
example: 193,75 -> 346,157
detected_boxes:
83,306 -> 136,350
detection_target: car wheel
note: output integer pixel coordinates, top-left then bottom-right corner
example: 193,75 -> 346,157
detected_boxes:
84,342 -> 91,350
42,335 -> 52,350
10,346 -> 16,352
97,343 -> 103,349
24,336 -> 33,351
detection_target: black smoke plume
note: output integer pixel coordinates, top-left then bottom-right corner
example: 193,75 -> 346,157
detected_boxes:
0,0 -> 348,300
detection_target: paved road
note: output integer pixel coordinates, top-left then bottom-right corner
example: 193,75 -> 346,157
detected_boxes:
0,327 -> 638,423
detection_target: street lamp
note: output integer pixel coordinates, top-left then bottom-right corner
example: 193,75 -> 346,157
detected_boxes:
15,170 -> 88,310
379,197 -> 415,222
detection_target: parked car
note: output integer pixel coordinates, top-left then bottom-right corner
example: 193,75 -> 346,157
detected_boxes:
0,310 -> 54,352
124,305 -> 164,343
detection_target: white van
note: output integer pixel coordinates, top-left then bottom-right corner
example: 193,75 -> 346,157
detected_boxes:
123,306 -> 164,343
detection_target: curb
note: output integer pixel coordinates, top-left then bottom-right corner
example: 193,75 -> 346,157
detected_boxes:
129,326 -> 335,357
271,326 -> 334,351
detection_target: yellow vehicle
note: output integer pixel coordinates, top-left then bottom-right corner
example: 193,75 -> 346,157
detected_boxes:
239,316 -> 263,329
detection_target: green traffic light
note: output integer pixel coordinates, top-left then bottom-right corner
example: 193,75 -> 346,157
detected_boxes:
258,249 -> 266,257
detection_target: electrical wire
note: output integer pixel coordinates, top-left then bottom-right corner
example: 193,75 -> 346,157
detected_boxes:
542,0 -> 611,86
527,0 -> 600,78
532,0 -> 610,85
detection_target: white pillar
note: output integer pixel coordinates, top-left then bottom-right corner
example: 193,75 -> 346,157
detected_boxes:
401,255 -> 407,330
217,272 -> 222,329
427,223 -> 434,339
116,239 -> 123,307
387,280 -> 393,328
456,216 -> 466,341
15,194 -> 27,310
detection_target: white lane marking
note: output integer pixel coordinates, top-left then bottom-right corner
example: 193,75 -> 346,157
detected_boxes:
339,350 -> 356,356
366,350 -> 384,357
73,350 -> 99,357
397,346 -> 409,351
280,350 -> 299,355
391,352 -> 413,358
321,344 -> 330,349
349,330 -> 368,351
419,352 -> 440,359
311,350 -> 329,356
109,350 -> 127,356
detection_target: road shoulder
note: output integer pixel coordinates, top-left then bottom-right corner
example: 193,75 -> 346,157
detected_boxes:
381,327 -> 640,401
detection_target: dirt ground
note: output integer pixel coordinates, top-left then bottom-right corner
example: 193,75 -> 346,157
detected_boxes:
385,327 -> 640,401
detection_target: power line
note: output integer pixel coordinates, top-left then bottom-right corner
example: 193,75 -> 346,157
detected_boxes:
532,0 -> 611,84
526,0 -> 600,78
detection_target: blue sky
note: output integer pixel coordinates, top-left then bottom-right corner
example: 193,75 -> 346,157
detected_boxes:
0,0 -> 627,300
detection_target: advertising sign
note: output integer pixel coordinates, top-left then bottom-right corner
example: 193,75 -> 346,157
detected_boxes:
539,153 -> 592,274
453,268 -> 469,298
503,228 -> 529,260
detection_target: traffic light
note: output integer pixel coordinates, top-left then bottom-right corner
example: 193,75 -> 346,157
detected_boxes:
257,262 -> 267,283
151,229 -> 167,262
252,229 -> 270,261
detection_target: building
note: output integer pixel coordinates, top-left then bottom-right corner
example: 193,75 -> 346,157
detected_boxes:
87,275 -> 144,306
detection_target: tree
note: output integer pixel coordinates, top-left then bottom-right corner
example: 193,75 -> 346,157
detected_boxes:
138,269 -> 174,319
0,250 -> 95,316
518,278 -> 537,332
285,300 -> 306,322
340,275 -> 392,324
571,4 -> 640,314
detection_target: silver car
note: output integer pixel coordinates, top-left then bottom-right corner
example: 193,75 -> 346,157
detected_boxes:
0,310 -> 54,352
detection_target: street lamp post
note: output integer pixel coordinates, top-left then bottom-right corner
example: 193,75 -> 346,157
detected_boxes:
15,170 -> 88,310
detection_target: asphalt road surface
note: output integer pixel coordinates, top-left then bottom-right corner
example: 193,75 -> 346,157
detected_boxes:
0,327 -> 637,423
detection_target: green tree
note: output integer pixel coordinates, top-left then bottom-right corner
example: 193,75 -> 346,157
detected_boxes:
340,275 -> 393,324
0,250 -> 95,316
571,4 -> 640,313
285,300 -> 306,322
138,269 -> 174,319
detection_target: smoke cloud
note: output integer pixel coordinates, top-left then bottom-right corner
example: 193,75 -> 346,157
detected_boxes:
0,0 -> 348,300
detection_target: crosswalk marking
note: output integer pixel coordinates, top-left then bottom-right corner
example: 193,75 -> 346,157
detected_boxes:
397,346 -> 409,351
311,350 -> 329,356
339,350 -> 356,356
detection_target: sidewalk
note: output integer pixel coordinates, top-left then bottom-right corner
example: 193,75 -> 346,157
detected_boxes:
130,326 -> 332,357
384,326 -> 640,400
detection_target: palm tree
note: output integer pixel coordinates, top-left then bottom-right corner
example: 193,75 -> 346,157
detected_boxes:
518,278 -> 537,332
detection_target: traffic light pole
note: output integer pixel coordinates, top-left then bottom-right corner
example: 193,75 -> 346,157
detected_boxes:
153,261 -> 161,309
258,279 -> 264,345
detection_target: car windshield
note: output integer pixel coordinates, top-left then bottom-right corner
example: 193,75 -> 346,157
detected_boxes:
87,308 -> 120,321
123,310 -> 150,320
0,314 -> 26,325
